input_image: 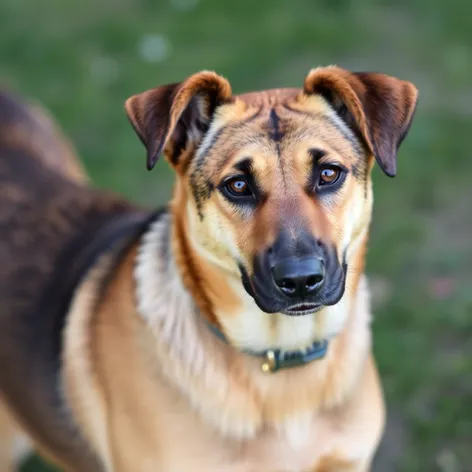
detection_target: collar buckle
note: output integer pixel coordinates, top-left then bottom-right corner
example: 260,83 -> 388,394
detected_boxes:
261,350 -> 277,373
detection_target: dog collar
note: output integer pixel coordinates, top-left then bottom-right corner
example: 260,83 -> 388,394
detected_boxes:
206,322 -> 329,373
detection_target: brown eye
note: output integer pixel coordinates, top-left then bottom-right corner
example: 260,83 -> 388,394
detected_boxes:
319,166 -> 341,186
224,177 -> 253,198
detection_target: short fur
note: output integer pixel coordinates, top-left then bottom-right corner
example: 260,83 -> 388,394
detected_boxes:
0,66 -> 418,472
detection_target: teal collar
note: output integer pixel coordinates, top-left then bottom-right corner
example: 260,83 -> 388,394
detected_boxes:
206,322 -> 329,373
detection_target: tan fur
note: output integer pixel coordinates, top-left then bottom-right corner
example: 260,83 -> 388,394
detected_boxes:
62,252 -> 122,472
0,397 -> 18,472
0,66 -> 418,471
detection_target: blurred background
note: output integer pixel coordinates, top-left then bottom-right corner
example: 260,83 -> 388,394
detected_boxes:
1,0 -> 471,471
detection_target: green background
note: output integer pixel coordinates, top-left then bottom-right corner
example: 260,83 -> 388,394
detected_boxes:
1,0 -> 471,471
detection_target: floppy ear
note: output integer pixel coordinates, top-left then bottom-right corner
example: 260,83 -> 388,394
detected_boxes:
125,71 -> 232,170
303,66 -> 418,177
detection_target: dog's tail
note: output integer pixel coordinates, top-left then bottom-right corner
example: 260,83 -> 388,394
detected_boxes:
0,87 -> 89,184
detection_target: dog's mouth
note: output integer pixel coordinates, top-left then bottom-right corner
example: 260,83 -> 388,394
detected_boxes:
281,303 -> 323,316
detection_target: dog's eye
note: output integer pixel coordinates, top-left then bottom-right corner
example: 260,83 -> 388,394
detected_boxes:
318,166 -> 341,186
224,177 -> 253,197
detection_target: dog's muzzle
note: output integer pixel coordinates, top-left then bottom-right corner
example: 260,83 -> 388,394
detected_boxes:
240,230 -> 346,315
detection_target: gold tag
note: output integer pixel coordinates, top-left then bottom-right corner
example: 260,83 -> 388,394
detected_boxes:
261,350 -> 276,373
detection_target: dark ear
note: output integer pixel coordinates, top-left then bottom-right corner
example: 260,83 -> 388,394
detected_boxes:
303,66 -> 418,177
125,71 -> 232,170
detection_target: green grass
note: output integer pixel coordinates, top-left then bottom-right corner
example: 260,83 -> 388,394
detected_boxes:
1,1 -> 471,470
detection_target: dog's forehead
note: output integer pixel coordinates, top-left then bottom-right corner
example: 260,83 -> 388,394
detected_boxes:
229,88 -> 357,150
191,87 -> 362,184
236,88 -> 300,106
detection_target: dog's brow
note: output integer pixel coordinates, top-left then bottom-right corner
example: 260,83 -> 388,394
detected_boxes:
309,148 -> 326,162
233,157 -> 253,174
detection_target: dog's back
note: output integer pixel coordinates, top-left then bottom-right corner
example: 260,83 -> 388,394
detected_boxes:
0,90 -> 147,471
0,89 -> 88,185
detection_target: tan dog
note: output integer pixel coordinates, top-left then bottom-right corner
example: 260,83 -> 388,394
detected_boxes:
0,66 -> 418,472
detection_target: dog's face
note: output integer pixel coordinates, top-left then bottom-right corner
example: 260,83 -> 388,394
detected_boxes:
183,92 -> 367,317
126,67 -> 418,344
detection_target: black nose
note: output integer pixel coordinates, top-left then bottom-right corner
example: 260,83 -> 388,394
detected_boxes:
271,257 -> 325,299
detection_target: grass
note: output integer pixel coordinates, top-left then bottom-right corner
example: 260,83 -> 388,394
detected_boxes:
1,0 -> 471,470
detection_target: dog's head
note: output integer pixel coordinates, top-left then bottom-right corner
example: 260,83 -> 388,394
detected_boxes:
126,67 -> 418,349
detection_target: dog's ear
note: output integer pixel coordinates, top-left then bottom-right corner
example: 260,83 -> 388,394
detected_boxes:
303,66 -> 418,177
125,71 -> 232,170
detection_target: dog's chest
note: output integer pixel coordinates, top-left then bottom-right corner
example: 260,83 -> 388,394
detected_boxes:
103,341 -> 372,472
146,417 -> 359,472
111,395 -> 362,472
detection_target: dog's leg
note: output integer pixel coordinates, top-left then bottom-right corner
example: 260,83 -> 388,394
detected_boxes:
0,398 -> 33,472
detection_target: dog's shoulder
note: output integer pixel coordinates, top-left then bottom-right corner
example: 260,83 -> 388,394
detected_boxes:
0,194 -> 160,469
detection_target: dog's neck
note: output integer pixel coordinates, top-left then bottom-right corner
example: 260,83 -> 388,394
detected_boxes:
134,210 -> 372,439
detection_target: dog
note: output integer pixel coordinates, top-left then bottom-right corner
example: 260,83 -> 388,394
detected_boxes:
0,65 -> 418,472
